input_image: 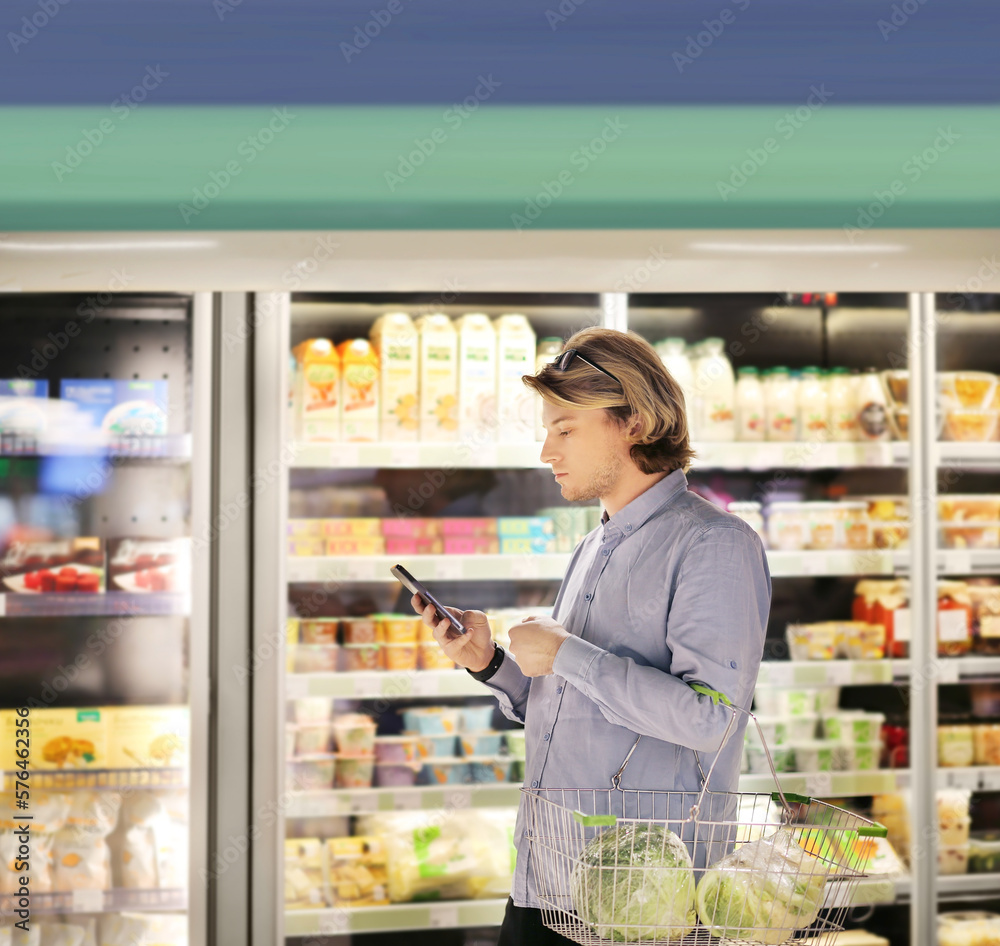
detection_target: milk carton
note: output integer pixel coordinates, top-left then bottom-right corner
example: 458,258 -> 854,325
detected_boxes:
456,313 -> 498,443
370,312 -> 418,441
337,338 -> 379,442
416,314 -> 458,441
494,314 -> 536,442
292,338 -> 340,442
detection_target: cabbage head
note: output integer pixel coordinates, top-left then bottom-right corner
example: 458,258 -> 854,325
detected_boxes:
695,828 -> 830,945
569,822 -> 696,943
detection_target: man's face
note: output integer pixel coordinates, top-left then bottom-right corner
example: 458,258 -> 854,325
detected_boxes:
540,400 -> 630,503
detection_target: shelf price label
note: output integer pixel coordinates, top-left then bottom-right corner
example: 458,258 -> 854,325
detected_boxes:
352,675 -> 386,699
349,793 -> 379,814
428,903 -> 460,929
804,772 -> 833,797
979,768 -> 1000,792
72,889 -> 104,913
437,559 -> 462,580
393,790 -> 423,811
943,769 -> 980,790
511,558 -> 540,580
285,675 -> 309,700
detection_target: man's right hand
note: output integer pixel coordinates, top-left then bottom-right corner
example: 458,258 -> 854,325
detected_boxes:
410,594 -> 496,673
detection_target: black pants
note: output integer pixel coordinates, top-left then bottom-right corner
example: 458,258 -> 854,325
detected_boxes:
496,897 -> 577,946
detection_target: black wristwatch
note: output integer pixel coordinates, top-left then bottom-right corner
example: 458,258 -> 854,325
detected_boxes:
468,643 -> 505,683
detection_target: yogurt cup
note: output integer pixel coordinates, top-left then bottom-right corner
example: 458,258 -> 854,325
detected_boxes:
374,761 -> 422,788
294,643 -> 339,673
341,617 -> 379,645
418,643 -> 456,670
287,755 -> 336,791
382,642 -> 418,672
459,731 -> 504,757
342,642 -> 381,671
790,740 -> 835,773
292,698 -> 333,724
414,733 -> 458,758
460,705 -> 495,731
380,615 -> 421,644
403,707 -> 462,735
822,711 -> 885,743
335,755 -> 375,789
419,759 -> 471,785
374,735 -> 419,764
504,730 -> 526,759
290,723 -> 333,756
467,757 -> 513,783
332,713 -> 376,756
745,745 -> 795,775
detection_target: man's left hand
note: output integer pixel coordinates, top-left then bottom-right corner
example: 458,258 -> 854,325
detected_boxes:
508,616 -> 571,677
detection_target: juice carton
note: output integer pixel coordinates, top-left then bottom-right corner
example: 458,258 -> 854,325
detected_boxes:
456,313 -> 498,443
337,339 -> 380,442
292,339 -> 340,442
0,538 -> 105,593
1,708 -> 109,770
494,314 -> 536,443
416,314 -> 458,442
107,538 -> 190,594
106,705 -> 189,769
371,313 -> 419,442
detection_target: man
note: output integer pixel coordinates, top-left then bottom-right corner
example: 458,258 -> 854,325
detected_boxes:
412,327 -> 771,945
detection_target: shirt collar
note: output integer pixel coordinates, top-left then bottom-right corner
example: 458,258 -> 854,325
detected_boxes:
601,468 -> 689,538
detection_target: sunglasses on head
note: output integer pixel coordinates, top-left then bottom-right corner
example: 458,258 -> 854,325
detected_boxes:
553,348 -> 623,387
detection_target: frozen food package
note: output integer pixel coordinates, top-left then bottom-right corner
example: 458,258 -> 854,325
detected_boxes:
117,791 -> 188,890
56,920 -> 96,946
107,538 -> 190,594
326,836 -> 388,907
0,831 -> 54,893
11,924 -> 39,946
0,793 -> 71,834
66,793 -> 121,838
52,831 -> 112,891
96,916 -> 147,946
39,925 -> 85,946
285,838 -> 325,909
0,926 -> 11,946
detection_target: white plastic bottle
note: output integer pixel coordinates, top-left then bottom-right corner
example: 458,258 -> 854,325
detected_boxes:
693,338 -> 735,441
456,313 -> 498,443
494,314 -> 537,443
415,313 -> 458,442
828,367 -> 858,441
798,366 -> 830,443
856,367 -> 890,442
735,366 -> 766,441
535,337 -> 563,441
657,338 -> 696,436
766,367 -> 798,441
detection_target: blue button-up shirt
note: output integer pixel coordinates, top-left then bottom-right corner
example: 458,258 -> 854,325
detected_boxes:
484,469 -> 771,907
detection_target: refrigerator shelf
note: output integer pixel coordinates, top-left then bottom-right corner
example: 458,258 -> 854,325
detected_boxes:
0,887 -> 187,916
286,669 -> 482,699
284,898 -> 508,936
0,592 -> 191,618
287,784 -> 522,817
755,656 -> 1000,687
0,434 -> 192,461
2,767 -> 188,791
738,765 -> 1000,797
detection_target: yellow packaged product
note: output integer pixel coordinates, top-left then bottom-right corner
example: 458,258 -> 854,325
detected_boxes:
293,338 -> 340,442
337,339 -> 379,442
371,312 -> 419,442
284,838 -> 325,909
326,537 -> 385,556
286,618 -> 300,673
416,314 -> 458,441
326,836 -> 389,907
0,831 -> 53,893
2,708 -> 109,771
322,518 -> 382,537
106,706 -> 188,770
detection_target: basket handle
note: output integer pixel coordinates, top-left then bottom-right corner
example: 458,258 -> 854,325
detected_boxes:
573,811 -> 617,827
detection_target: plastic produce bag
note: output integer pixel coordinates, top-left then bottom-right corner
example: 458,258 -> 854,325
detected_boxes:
39,925 -> 85,946
0,832 -> 54,893
696,827 -> 832,944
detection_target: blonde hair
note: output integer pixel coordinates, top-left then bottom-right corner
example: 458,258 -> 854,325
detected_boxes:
523,328 -> 694,474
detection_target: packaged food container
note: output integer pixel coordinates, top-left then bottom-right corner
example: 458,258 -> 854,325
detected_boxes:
417,620 -> 437,643
752,688 -> 788,716
941,522 -> 1000,550
332,713 -> 376,756
880,369 -> 909,406
938,913 -> 1000,946
939,843 -> 970,875
460,705 -> 495,731
335,755 -> 375,789
864,495 -> 910,522
300,619 -> 339,644
340,617 -> 379,644
294,643 -> 339,673
467,757 -> 513,783
973,722 -> 1000,765
939,495 -> 1000,523
786,623 -> 837,660
832,742 -> 881,771
380,615 -> 421,644
291,723 -> 332,756
938,371 -> 998,410
418,643 -> 456,670
971,682 -> 1000,717
402,706 -> 462,735
789,740 -> 834,773
806,503 -> 838,551
292,697 -> 333,724
869,581 -> 910,658
946,409 -> 1000,443
459,731 -> 504,757
939,789 -> 973,836
789,689 -> 821,716
969,831 -> 1000,873
813,688 -> 841,714
382,642 -> 418,671
373,735 -> 420,764
872,522 -> 909,550
727,502 -> 766,544
836,502 -> 872,550
938,723 -> 975,767
374,761 -> 422,787
845,622 -> 887,660
342,643 -> 381,671
822,711 -> 885,743
970,583 -> 1000,655
745,715 -> 788,747
889,407 -> 908,440
881,720 -> 909,768
938,581 -> 973,657
785,715 -> 819,741
504,730 -> 526,759
767,502 -> 809,551
287,754 -> 336,791
745,744 -> 795,775
418,759 -> 470,785
414,733 -> 458,758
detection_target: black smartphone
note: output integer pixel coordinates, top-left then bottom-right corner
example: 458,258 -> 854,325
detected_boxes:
390,563 -> 467,635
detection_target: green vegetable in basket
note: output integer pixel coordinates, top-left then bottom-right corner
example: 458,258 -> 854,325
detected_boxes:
695,828 -> 832,945
569,822 -> 696,943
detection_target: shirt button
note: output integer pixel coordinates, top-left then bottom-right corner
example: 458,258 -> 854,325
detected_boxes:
556,686 -> 563,694
531,779 -> 539,788
544,733 -> 550,741
602,549 -> 610,556
585,593 -> 592,601
625,524 -> 633,532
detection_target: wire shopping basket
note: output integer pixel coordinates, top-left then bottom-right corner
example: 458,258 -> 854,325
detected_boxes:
522,688 -> 887,946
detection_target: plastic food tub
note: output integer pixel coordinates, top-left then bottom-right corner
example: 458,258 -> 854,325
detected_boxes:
414,733 -> 458,758
290,723 -> 332,756
789,740 -> 835,773
340,617 -> 379,644
939,913 -> 1000,946
382,642 -> 418,671
287,754 -> 336,791
332,714 -> 377,756
872,522 -> 910,550
832,742 -> 881,772
821,711 -> 885,743
402,707 -> 462,735
418,643 -> 455,670
467,757 -> 513,783
745,745 -> 795,775
418,759 -> 471,785
939,843 -> 970,875
786,623 -> 838,661
294,644 -> 339,673
342,643 -> 381,671
767,502 -> 810,552
374,761 -> 422,788
938,724 -> 976,767
299,620 -> 339,644
459,731 -> 504,757
292,697 -> 333,724
969,831 -> 1000,873
945,409 -> 1000,443
460,705 -> 495,731
335,755 -> 375,789
940,522 -> 1000,550
845,622 -> 887,660
373,735 -> 419,764
753,688 -> 829,717
380,615 -> 421,644
938,372 -> 998,410
504,730 -> 526,758
939,495 -> 1000,523
745,715 -> 788,747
